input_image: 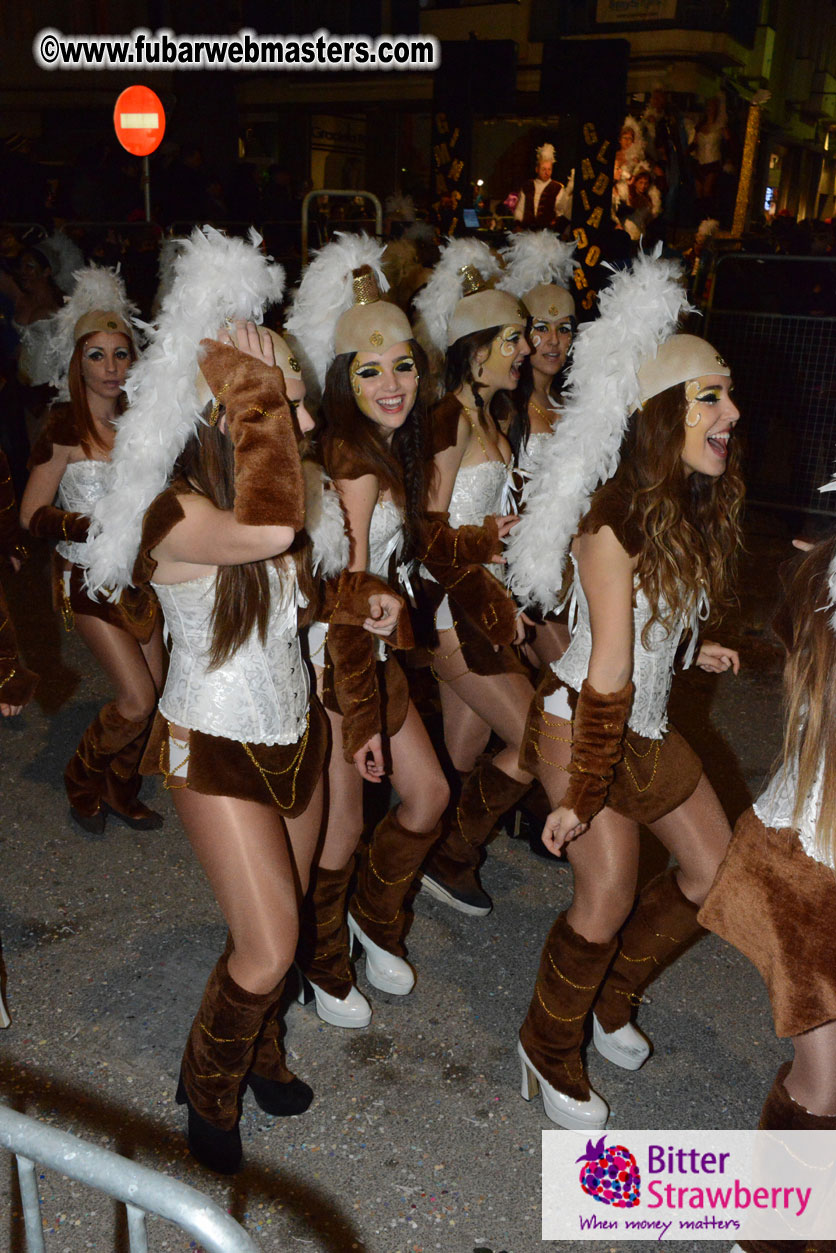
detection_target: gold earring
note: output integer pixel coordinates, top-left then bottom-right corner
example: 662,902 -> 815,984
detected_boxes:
477,364 -> 484,379
685,410 -> 701,428
352,378 -> 361,396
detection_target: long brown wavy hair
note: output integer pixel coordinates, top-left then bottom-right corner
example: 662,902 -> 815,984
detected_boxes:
777,537 -> 836,872
67,332 -> 135,456
172,417 -> 315,668
610,381 -> 745,645
320,340 -> 430,564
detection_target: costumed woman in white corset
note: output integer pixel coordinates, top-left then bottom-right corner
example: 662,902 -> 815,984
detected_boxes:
285,233 -> 449,1024
506,250 -> 743,1132
413,238 -> 540,918
701,537 -> 836,1253
20,266 -> 163,834
86,228 -> 328,1175
498,230 -> 577,669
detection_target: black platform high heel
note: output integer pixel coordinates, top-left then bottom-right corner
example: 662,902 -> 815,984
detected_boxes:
175,1072 -> 242,1175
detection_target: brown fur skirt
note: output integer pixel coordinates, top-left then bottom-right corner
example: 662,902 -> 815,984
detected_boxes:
56,556 -> 159,644
699,806 -> 836,1038
521,666 -> 702,824
141,694 -> 329,818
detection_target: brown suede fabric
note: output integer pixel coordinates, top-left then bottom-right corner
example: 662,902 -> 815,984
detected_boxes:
521,668 -> 702,822
700,808 -> 836,1038
0,578 -> 38,707
0,450 -> 24,553
594,868 -> 703,1032
133,485 -> 188,585
65,701 -> 154,819
428,393 -> 464,458
297,860 -> 356,999
424,760 -> 530,890
349,808 -> 442,955
738,1063 -> 836,1253
580,477 -> 644,559
142,696 -> 328,819
27,404 -> 80,467
57,558 -> 160,642
28,504 -> 89,543
519,911 -> 617,1102
198,340 -> 305,530
181,954 -> 279,1131
562,678 -> 634,823
420,511 -> 502,570
249,977 -> 297,1085
326,569 -> 413,651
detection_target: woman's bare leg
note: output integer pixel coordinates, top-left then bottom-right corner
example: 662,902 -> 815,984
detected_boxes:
74,613 -> 158,720
389,700 -> 450,829
786,1019 -> 836,1115
648,772 -> 732,905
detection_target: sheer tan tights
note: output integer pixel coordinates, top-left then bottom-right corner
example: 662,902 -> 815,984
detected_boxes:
172,775 -> 324,995
432,623 -> 535,783
313,666 -> 450,873
75,612 -> 164,721
527,703 -> 732,944
786,1019 -> 836,1116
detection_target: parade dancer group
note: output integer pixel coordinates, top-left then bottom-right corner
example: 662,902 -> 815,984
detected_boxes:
8,223 -> 834,1236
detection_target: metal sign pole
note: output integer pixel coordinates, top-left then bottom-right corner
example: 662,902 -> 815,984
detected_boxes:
142,156 -> 151,222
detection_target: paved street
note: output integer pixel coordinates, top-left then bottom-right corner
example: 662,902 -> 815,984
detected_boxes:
0,508 -> 803,1253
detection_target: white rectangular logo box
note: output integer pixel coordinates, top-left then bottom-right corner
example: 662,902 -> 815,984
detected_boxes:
542,1130 -> 836,1242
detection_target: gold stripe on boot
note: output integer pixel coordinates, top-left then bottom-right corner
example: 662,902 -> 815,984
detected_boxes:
297,860 -> 355,999
519,911 -> 617,1102
593,869 -> 703,1034
350,808 -> 442,955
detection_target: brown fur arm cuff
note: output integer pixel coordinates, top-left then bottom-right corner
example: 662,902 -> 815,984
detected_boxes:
326,570 -> 414,651
28,504 -> 90,543
198,340 -> 305,531
420,512 -> 501,575
562,678 -> 634,824
326,623 -> 382,762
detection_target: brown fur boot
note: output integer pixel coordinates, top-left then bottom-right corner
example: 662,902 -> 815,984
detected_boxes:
246,980 -> 313,1117
420,760 -> 530,916
349,808 -> 441,957
65,702 -> 161,832
519,911 -> 617,1104
594,869 -> 703,1035
298,861 -> 356,999
177,954 -> 278,1173
738,1062 -> 836,1253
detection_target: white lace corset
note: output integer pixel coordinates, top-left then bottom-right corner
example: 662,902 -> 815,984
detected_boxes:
153,562 -> 308,746
368,497 -> 403,579
754,756 -> 834,870
517,431 -> 552,478
553,554 -> 693,740
55,460 -> 112,565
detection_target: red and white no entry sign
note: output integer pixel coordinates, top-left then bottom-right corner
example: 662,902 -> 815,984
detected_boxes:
113,85 -> 165,156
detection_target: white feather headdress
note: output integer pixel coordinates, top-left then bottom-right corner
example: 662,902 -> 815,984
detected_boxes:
412,237 -> 503,354
505,246 -> 691,612
284,232 -> 391,390
22,265 -> 140,401
85,226 -> 285,597
498,231 -> 576,300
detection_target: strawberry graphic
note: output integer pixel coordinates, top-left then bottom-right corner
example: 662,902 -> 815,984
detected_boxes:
577,1136 -> 641,1208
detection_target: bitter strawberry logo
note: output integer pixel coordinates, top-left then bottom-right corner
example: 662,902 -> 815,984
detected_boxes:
577,1136 -> 641,1208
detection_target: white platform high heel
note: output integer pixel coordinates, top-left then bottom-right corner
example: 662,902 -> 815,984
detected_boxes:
296,968 -> 371,1029
517,1040 -> 608,1130
592,1013 -> 651,1070
0,989 -> 9,1029
347,913 -> 415,995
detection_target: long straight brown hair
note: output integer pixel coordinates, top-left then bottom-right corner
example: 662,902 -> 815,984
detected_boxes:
778,537 -> 836,872
67,332 -> 135,457
173,419 -> 275,669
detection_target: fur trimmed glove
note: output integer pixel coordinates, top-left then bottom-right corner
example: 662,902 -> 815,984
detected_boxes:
420,511 -> 501,574
28,505 -> 90,544
198,340 -> 305,531
561,678 -> 634,824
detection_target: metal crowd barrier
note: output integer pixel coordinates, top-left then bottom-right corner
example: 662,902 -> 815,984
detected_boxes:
0,1104 -> 260,1252
704,253 -> 836,517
